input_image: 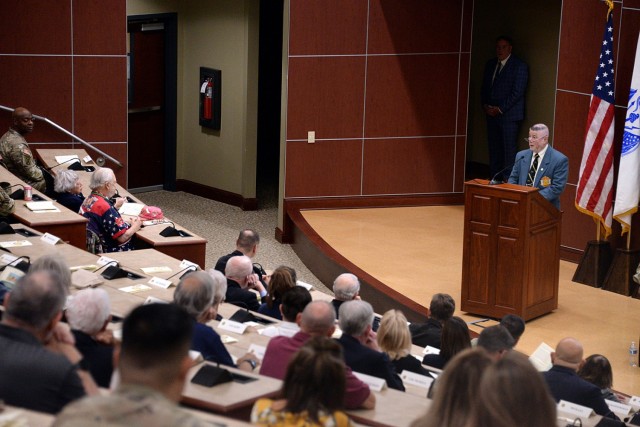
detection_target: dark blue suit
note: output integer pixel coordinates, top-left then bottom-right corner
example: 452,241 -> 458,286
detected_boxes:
508,145 -> 568,209
481,54 -> 528,179
543,365 -> 615,418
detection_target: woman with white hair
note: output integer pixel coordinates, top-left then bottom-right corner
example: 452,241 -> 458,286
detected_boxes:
54,170 -> 85,213
66,288 -> 114,388
80,168 -> 141,253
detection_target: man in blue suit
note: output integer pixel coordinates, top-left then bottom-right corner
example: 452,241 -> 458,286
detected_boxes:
481,36 -> 529,180
508,123 -> 568,209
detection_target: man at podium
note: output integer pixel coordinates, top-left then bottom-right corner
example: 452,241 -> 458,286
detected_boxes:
507,123 -> 568,209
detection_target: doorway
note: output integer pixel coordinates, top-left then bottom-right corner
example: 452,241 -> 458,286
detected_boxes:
127,13 -> 177,192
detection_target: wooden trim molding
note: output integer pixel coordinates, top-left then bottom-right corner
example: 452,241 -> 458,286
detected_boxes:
176,179 -> 257,211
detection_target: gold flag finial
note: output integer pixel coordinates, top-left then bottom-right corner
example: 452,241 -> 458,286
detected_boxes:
605,0 -> 614,19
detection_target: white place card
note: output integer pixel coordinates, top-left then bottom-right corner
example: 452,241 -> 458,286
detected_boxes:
144,296 -> 167,305
422,345 -> 440,355
180,259 -> 200,270
83,155 -> 93,163
220,335 -> 238,344
189,350 -> 203,362
605,399 -> 632,418
248,343 -> 266,360
148,276 -> 172,289
353,371 -> 386,392
218,319 -> 248,335
70,264 -> 99,272
119,284 -> 152,294
0,253 -> 18,264
141,266 -> 172,275
629,395 -> 640,411
296,280 -> 313,290
557,400 -> 595,419
97,256 -> 118,266
400,370 -> 434,390
0,240 -> 32,248
41,232 -> 60,245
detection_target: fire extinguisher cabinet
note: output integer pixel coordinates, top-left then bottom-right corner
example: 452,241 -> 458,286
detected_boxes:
199,67 -> 221,130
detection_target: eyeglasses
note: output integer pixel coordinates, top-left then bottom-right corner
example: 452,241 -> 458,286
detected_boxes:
523,135 -> 546,142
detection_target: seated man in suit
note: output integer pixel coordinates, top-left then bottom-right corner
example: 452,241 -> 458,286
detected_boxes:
261,301 -> 375,409
477,325 -> 515,360
215,229 -> 267,285
331,273 -> 360,318
543,337 -> 616,418
508,123 -> 569,209
224,255 -> 265,312
336,300 -> 404,391
409,293 -> 455,348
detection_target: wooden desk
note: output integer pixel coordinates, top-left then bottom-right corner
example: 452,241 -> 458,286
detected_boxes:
1,405 -> 54,427
0,167 -> 87,249
347,387 -> 431,427
35,149 -> 207,266
182,362 -> 281,420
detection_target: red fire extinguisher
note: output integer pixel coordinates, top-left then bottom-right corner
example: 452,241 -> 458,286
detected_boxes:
203,78 -> 213,120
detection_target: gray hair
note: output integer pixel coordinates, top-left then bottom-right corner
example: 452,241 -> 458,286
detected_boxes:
66,288 -> 111,334
5,270 -> 66,330
333,273 -> 360,301
174,271 -> 216,319
207,268 -> 227,305
53,169 -> 80,193
301,301 -> 336,335
225,255 -> 252,279
530,123 -> 549,138
30,253 -> 71,296
89,167 -> 115,191
339,300 -> 374,336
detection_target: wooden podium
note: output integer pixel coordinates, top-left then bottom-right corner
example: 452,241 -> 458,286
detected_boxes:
461,180 -> 561,321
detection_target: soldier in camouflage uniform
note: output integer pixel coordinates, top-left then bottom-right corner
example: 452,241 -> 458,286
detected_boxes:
0,186 -> 15,217
0,107 -> 46,192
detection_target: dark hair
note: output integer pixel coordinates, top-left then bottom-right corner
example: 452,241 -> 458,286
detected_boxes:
265,267 -> 295,309
280,286 -> 312,322
500,314 -> 525,343
282,336 -> 346,423
496,35 -> 513,45
237,229 -> 260,250
277,265 -> 297,283
578,354 -> 614,389
477,325 -> 514,354
440,316 -> 471,361
429,293 -> 455,322
121,303 -> 193,369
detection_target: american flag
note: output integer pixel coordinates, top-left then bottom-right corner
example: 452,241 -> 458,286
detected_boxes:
575,10 -> 615,238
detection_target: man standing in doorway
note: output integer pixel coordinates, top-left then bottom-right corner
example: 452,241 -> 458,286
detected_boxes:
481,36 -> 529,181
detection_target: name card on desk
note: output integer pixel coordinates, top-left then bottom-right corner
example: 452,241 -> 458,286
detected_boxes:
422,345 -> 440,355
0,253 -> 18,264
83,155 -> 93,163
606,400 -> 632,418
144,296 -> 168,305
557,400 -> 595,419
40,232 -> 60,245
248,344 -> 266,360
119,284 -> 152,294
141,266 -> 172,275
218,319 -> 247,335
353,372 -> 387,392
97,256 -> 118,266
180,259 -> 200,270
629,395 -> 640,411
0,240 -> 32,248
148,277 -> 172,289
296,280 -> 313,290
400,370 -> 434,390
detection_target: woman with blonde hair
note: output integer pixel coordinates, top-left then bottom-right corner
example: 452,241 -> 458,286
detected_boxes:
377,309 -> 432,377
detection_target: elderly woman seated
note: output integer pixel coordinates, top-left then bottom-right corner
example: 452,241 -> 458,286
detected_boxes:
54,170 -> 85,213
80,168 -> 141,253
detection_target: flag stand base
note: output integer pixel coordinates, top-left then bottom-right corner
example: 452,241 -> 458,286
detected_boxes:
572,240 -> 613,287
602,249 -> 640,296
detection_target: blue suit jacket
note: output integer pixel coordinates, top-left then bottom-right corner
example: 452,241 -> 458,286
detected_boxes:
507,146 -> 568,209
481,54 -> 528,122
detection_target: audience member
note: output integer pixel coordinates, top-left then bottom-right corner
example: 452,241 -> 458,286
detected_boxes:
500,314 -> 526,346
332,273 -> 360,317
252,336 -> 353,427
0,185 -> 15,218
66,288 -> 114,388
261,286 -> 311,338
337,300 -> 404,391
54,304 -> 206,426
0,270 -> 85,413
422,316 -> 470,370
543,337 -> 616,418
409,293 -> 455,348
215,229 -> 267,285
578,354 -> 620,403
80,168 -> 141,253
261,301 -> 374,409
224,255 -> 265,311
476,325 -> 514,359
470,351 -> 556,427
0,107 -> 46,192
411,348 -> 492,427
173,270 -> 259,371
377,309 -> 432,378
259,267 -> 296,320
54,170 -> 85,213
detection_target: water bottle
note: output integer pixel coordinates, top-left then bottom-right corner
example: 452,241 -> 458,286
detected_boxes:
630,341 -> 638,367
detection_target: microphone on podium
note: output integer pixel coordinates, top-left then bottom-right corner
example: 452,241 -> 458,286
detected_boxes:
489,155 -> 525,185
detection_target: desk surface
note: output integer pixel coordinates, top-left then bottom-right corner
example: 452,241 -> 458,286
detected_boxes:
1,405 -> 54,427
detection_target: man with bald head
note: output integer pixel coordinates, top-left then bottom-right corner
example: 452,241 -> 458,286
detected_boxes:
0,107 -> 46,192
260,301 -> 375,409
224,255 -> 266,311
543,337 -> 616,418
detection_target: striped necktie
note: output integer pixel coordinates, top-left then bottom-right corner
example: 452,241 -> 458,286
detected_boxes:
526,154 -> 539,187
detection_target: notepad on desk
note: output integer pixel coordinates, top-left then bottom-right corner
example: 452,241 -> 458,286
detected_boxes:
25,201 -> 60,212
119,203 -> 145,216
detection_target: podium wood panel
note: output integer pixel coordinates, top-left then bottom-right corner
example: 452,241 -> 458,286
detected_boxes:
461,180 -> 561,320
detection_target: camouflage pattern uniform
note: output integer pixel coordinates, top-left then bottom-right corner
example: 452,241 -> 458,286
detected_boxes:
0,187 -> 15,217
53,384 -> 207,427
0,129 -> 46,192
